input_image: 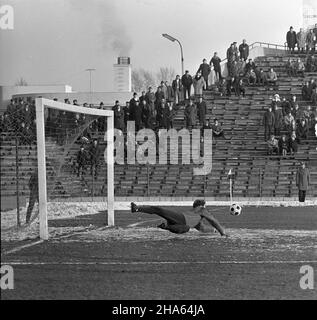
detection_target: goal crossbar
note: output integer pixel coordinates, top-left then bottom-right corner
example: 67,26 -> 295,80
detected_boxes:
35,98 -> 114,240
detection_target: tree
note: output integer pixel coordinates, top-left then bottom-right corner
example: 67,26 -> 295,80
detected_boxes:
132,68 -> 156,93
156,67 -> 176,84
15,77 -> 28,86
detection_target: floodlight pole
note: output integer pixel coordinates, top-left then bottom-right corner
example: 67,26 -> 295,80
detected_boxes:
162,34 -> 184,76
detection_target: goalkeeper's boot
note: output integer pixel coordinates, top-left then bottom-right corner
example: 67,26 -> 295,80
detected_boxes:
157,222 -> 167,230
131,202 -> 139,213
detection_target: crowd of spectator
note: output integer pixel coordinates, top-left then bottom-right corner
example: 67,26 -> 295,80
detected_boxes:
263,93 -> 317,157
286,25 -> 317,54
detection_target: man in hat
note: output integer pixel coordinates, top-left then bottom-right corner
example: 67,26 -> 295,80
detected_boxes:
130,200 -> 227,236
296,162 -> 310,203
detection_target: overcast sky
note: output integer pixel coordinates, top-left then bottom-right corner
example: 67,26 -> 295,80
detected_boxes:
0,0 -> 304,92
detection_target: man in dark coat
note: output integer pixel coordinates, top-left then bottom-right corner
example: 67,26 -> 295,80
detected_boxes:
77,146 -> 88,177
185,99 -> 197,129
197,97 -> 207,126
239,39 -> 249,61
273,104 -> 283,136
296,162 -> 310,202
227,43 -> 237,77
26,170 -> 38,224
197,59 -> 211,89
145,87 -> 156,115
210,52 -> 222,81
286,26 -> 297,53
129,92 -> 139,121
181,70 -> 193,101
112,100 -> 125,132
162,102 -> 174,130
263,106 -> 275,141
133,100 -> 143,131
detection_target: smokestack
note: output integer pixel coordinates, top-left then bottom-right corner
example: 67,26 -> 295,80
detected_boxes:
113,57 -> 132,92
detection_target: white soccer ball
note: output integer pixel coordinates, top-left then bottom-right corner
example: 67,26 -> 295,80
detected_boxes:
230,204 -> 242,216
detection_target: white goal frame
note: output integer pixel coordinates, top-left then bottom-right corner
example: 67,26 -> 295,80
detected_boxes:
35,98 -> 114,240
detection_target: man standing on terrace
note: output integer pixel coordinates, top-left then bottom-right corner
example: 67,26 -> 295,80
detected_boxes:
210,52 -> 222,82
296,162 -> 310,203
239,39 -> 249,61
197,59 -> 211,90
286,26 -> 297,53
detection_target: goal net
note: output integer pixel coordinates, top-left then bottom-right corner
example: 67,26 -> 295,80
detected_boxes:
0,98 -> 114,240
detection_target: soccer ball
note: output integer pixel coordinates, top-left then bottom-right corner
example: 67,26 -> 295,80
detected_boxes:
230,204 -> 242,216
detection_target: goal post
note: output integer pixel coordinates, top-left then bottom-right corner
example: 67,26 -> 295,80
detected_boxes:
35,98 -> 115,240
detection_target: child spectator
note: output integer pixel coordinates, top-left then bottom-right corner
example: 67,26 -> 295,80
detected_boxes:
288,132 -> 298,156
267,134 -> 279,155
211,119 -> 225,139
267,68 -> 278,87
296,119 -> 309,143
294,58 -> 305,77
284,111 -> 296,134
247,69 -> 257,85
278,135 -> 288,157
257,69 -> 267,85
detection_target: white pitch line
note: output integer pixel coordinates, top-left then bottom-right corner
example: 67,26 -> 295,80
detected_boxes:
2,260 -> 317,266
2,240 -> 44,256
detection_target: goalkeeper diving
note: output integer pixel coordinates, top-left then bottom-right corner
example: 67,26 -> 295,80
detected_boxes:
131,200 -> 227,237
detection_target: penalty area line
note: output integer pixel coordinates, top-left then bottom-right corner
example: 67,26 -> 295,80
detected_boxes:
2,260 -> 317,266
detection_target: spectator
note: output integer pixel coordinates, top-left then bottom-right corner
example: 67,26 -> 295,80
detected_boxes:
161,81 -> 168,100
210,52 -> 222,82
297,28 -> 306,53
236,79 -> 246,98
286,58 -> 296,77
89,139 -> 100,177
184,99 -> 197,129
271,94 -> 281,110
172,75 -> 182,105
247,69 -> 257,86
165,81 -> 174,102
245,59 -> 256,75
129,92 -> 139,121
290,95 -> 298,111
124,101 -> 130,125
155,86 -> 165,108
267,134 -> 279,155
263,106 -> 275,141
278,135 -> 289,157
227,43 -> 238,77
311,87 -> 317,105
267,68 -> 278,87
296,118 -> 309,142
197,59 -> 211,89
193,72 -> 206,98
303,105 -> 314,132
181,71 -> 193,101
291,103 -> 301,124
308,79 -> 316,100
139,91 -> 147,104
296,162 -> 310,203
302,81 -> 310,101
162,102 -> 174,130
306,29 -> 316,53
239,39 -> 249,61
156,98 -> 166,128
286,26 -> 297,53
211,119 -> 225,139
145,87 -> 156,115
142,99 -> 151,129
284,111 -> 296,134
217,78 -> 226,96
226,76 -> 237,96
76,146 -> 88,177
197,97 -> 207,126
273,104 -> 283,136
306,54 -> 316,72
133,100 -> 143,131
257,69 -> 267,85
288,132 -> 298,156
25,170 -> 38,224
294,58 -> 305,77
112,100 -> 125,132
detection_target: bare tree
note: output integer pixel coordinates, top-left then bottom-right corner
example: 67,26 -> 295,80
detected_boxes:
15,77 -> 28,86
132,69 -> 157,93
156,67 -> 176,84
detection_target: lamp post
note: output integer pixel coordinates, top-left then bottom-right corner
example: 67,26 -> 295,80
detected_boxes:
85,68 -> 96,103
162,33 -> 184,76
